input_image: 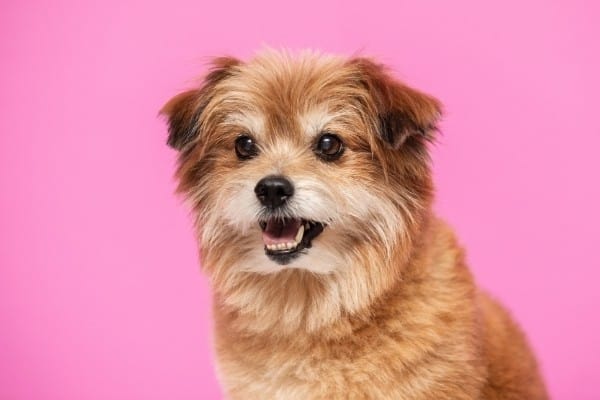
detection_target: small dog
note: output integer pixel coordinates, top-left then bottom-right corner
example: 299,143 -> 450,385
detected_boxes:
162,50 -> 548,399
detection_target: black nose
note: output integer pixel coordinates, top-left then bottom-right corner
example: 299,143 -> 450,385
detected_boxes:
254,175 -> 294,209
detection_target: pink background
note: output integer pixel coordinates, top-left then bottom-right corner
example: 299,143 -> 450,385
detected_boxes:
1,0 -> 599,399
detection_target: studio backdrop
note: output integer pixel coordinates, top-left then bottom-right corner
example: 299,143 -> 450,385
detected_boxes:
1,1 -> 599,399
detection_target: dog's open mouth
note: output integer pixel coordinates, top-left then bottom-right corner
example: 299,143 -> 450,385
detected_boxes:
259,218 -> 325,264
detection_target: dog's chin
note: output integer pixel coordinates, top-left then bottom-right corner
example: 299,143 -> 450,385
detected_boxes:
259,217 -> 326,266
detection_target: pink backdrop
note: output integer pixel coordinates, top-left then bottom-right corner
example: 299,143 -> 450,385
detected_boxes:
1,0 -> 599,399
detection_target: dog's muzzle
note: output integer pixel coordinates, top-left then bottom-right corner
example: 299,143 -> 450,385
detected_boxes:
254,175 -> 325,265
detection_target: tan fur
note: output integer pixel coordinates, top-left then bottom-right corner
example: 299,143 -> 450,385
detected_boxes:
162,50 -> 548,399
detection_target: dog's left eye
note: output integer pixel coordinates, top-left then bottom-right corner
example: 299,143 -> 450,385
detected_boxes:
235,135 -> 259,160
315,133 -> 344,161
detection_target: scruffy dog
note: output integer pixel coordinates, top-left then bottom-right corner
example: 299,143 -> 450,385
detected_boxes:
162,50 -> 547,399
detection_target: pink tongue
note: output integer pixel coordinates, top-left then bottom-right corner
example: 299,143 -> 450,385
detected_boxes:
262,219 -> 302,246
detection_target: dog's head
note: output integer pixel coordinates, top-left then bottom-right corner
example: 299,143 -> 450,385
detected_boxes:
162,51 -> 441,331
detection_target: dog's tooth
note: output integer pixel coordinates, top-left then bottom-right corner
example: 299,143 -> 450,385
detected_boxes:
267,241 -> 301,251
295,225 -> 304,243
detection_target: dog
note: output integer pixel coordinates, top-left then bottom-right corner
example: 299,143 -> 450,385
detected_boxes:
161,50 -> 548,399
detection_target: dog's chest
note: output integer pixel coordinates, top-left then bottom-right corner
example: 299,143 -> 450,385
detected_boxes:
215,330 -> 480,400
217,335 -> 399,399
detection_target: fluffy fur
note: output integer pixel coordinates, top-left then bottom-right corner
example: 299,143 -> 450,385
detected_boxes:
162,50 -> 548,399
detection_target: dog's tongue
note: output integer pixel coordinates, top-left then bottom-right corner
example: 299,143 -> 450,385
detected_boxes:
262,218 -> 302,246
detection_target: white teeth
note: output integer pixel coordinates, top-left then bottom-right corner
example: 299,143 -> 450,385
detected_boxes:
265,224 -> 308,252
295,225 -> 304,243
266,240 -> 300,252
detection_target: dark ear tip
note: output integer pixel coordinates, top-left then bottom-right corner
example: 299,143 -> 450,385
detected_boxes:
378,109 -> 443,149
350,57 -> 443,150
166,133 -> 183,150
160,89 -> 202,152
161,57 -> 242,153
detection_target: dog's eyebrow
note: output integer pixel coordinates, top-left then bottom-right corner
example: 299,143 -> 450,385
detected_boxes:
298,107 -> 345,137
224,112 -> 265,135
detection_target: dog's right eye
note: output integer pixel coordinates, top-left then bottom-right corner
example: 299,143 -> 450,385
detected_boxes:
235,135 -> 258,160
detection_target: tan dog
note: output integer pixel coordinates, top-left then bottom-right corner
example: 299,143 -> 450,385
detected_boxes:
162,50 -> 547,399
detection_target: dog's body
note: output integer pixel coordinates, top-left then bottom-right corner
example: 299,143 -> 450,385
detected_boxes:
162,50 -> 547,399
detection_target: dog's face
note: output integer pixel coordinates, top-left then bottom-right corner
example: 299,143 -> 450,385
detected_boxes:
162,51 -> 441,280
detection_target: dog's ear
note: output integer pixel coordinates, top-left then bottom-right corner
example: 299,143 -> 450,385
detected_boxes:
350,58 -> 442,149
161,57 -> 241,151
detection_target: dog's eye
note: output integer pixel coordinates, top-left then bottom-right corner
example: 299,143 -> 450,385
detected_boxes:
235,135 -> 258,160
315,133 -> 344,161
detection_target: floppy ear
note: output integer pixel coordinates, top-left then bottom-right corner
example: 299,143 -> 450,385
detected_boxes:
351,58 -> 442,149
160,57 -> 241,151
